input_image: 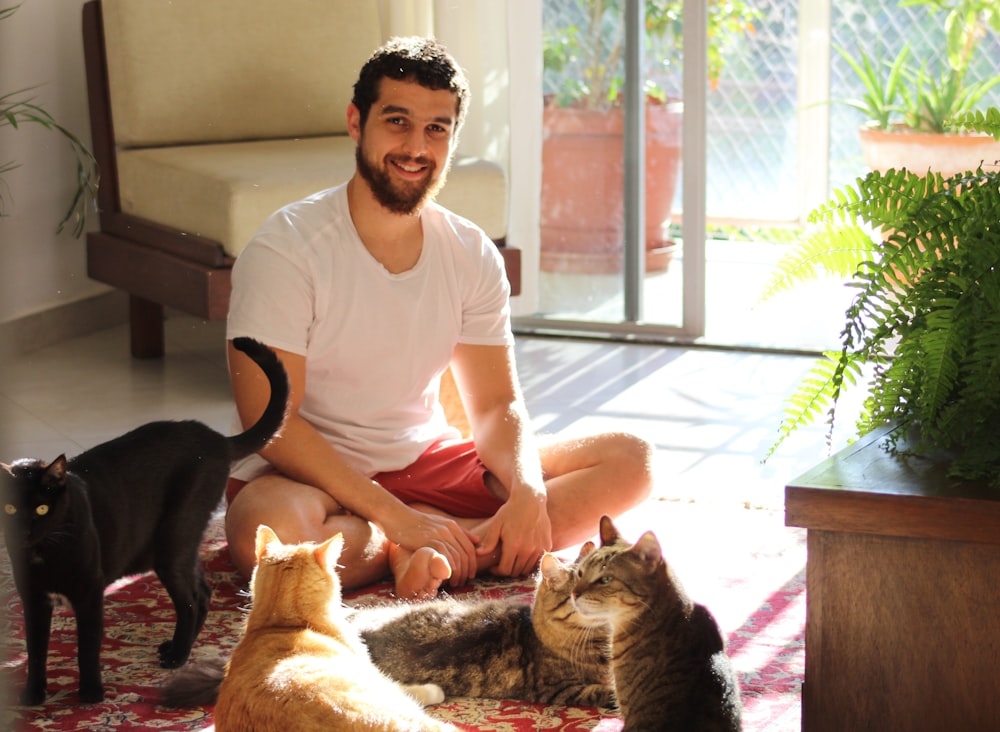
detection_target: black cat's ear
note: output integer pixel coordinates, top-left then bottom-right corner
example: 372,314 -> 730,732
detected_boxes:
42,456 -> 68,490
598,515 -> 621,546
633,531 -> 663,570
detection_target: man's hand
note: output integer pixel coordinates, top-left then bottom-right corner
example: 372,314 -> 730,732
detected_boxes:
384,508 -> 480,586
474,492 -> 552,578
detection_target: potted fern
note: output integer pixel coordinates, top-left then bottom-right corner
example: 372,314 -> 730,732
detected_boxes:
540,0 -> 759,273
834,0 -> 1000,176
1,3 -> 97,237
763,107 -> 1000,486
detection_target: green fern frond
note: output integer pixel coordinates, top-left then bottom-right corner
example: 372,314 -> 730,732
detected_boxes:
948,107 -> 1000,138
762,112 -> 1000,485
765,350 -> 865,459
758,222 -> 877,301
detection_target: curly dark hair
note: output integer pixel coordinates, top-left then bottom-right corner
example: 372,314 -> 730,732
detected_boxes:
352,36 -> 470,136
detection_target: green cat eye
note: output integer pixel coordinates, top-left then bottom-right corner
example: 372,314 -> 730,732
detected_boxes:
600,575 -> 613,585
3,504 -> 15,515
35,505 -> 49,516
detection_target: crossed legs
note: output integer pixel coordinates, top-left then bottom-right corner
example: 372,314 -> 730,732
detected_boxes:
225,431 -> 653,597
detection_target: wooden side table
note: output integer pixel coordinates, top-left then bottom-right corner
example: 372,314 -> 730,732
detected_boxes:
785,426 -> 1000,732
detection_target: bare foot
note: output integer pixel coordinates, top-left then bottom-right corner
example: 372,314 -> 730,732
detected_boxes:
388,544 -> 452,599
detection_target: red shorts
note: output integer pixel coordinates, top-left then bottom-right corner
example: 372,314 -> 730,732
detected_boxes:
225,437 -> 504,518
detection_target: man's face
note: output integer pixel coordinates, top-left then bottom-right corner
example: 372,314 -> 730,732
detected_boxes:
352,78 -> 459,215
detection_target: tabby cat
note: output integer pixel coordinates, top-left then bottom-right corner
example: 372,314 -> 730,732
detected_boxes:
161,546 -> 614,709
572,516 -> 742,731
213,525 -> 457,732
0,336 -> 288,706
353,548 -> 614,707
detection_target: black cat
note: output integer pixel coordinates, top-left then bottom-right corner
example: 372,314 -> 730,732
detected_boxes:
0,337 -> 288,706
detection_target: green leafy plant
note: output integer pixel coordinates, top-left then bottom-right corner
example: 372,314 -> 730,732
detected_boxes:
1,4 -> 98,236
762,107 -> 1000,486
542,0 -> 760,110
835,0 -> 1000,133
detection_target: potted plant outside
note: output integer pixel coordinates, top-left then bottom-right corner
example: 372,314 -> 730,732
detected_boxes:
540,0 -> 759,274
762,106 -> 1000,486
1,4 -> 98,236
834,0 -> 1000,176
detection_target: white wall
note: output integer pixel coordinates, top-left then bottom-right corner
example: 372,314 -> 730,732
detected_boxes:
0,0 -> 106,326
504,1 -> 542,316
0,0 -> 543,336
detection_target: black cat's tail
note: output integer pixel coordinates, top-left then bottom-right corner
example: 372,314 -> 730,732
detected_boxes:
160,656 -> 226,707
228,337 -> 290,460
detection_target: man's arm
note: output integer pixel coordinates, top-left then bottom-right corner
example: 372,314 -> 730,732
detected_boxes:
227,340 -> 479,582
449,342 -> 552,576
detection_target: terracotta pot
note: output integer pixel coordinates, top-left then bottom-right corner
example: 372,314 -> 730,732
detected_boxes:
540,103 -> 682,274
859,125 -> 1000,177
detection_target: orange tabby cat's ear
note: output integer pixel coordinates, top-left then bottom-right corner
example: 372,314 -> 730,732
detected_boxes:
314,532 -> 345,574
598,515 -> 621,546
633,531 -> 663,570
254,524 -> 281,561
576,541 -> 596,561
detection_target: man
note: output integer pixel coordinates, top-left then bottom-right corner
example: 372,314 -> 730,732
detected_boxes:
225,36 -> 653,598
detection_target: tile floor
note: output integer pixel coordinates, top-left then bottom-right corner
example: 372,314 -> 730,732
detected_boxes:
1,314 -> 855,512
536,238 -> 857,353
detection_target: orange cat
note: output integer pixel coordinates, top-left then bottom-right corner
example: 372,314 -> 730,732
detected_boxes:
213,525 -> 457,732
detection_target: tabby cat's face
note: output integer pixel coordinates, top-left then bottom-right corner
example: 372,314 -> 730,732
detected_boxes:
0,457 -> 68,548
571,543 -> 646,626
533,552 -> 583,628
571,516 -> 665,628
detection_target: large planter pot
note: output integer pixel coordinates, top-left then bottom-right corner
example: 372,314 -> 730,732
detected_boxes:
540,103 -> 682,274
860,125 -> 1000,177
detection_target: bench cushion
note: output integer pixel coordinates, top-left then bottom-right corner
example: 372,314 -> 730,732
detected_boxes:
101,0 -> 379,146
117,137 -> 508,257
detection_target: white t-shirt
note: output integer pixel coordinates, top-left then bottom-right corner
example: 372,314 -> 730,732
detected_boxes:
227,183 -> 513,480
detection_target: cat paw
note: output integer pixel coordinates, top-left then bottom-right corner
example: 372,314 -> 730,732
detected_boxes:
402,683 -> 446,707
157,640 -> 190,669
78,682 -> 105,704
583,688 -> 618,710
18,685 -> 46,707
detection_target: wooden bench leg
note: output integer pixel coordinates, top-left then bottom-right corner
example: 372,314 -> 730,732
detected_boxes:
129,295 -> 165,359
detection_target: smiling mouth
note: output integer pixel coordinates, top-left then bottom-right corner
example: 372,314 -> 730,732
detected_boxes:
390,157 -> 430,177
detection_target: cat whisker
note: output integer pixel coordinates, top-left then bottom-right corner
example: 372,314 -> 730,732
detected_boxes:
235,588 -> 254,614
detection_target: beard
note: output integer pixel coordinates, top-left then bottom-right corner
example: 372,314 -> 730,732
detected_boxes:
355,141 -> 449,216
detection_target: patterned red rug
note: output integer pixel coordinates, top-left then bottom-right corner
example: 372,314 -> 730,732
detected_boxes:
1,500 -> 805,730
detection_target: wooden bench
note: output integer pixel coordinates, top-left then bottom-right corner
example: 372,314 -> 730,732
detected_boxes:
81,0 -> 520,359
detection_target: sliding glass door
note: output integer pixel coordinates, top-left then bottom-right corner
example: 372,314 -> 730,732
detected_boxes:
514,0 -> 828,352
516,0 -> 707,340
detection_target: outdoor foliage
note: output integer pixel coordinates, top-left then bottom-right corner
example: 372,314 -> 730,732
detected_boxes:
763,108 -> 1000,485
542,0 -> 760,109
834,0 -> 1000,132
